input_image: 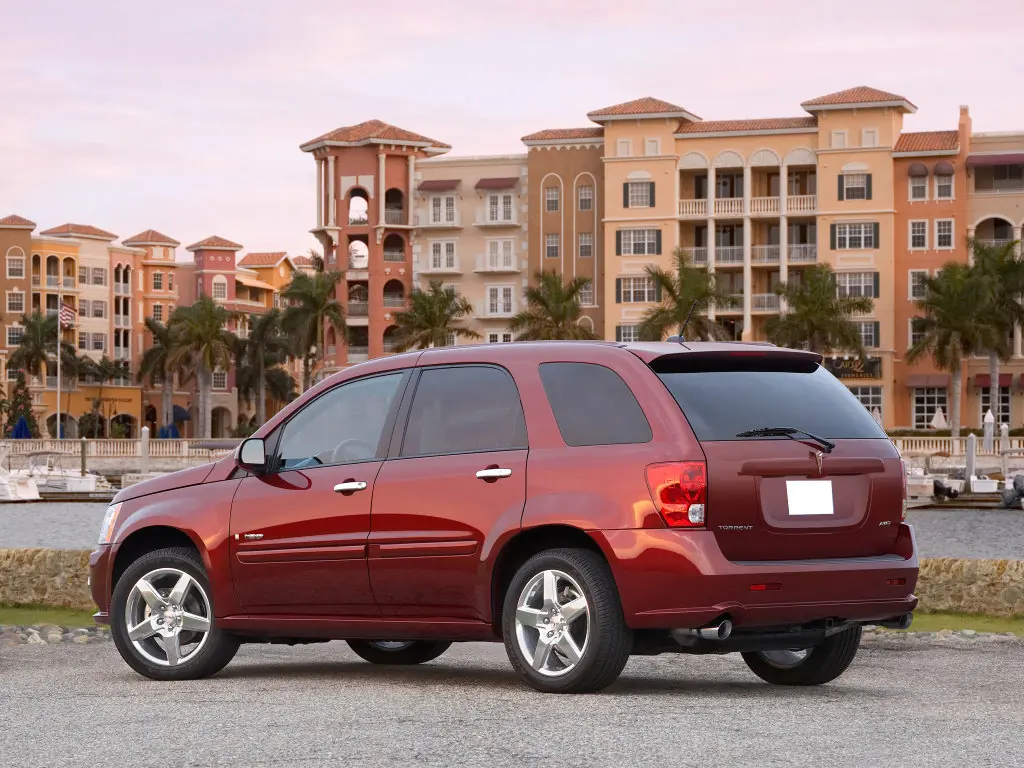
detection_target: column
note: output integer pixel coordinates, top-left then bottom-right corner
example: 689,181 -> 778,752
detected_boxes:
779,214 -> 789,311
1014,226 -> 1022,257
1015,326 -> 1022,359
327,155 -> 336,226
378,152 -> 387,224
706,165 -> 716,322
779,164 -> 788,216
966,227 -> 976,266
407,155 -> 416,226
316,158 -> 323,228
742,216 -> 752,340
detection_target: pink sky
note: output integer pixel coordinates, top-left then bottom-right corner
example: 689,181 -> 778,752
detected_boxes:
3,0 -> 1023,257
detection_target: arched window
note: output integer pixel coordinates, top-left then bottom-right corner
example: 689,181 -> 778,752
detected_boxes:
212,275 -> 228,300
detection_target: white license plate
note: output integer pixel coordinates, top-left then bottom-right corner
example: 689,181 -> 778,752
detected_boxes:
786,480 -> 834,516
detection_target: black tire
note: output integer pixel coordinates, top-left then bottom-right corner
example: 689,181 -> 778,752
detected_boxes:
502,548 -> 632,694
110,546 -> 239,681
741,625 -> 863,686
346,640 -> 452,665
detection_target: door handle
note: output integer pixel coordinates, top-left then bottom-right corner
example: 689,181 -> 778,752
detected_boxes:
334,481 -> 367,493
476,468 -> 512,480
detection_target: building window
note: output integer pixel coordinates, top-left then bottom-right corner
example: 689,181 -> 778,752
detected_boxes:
835,271 -> 876,299
212,277 -> 228,299
910,176 -> 928,200
910,220 -> 928,250
861,129 -> 878,147
616,139 -> 632,157
487,332 -> 513,344
619,276 -> 657,303
578,281 -> 594,306
7,326 -> 24,346
430,195 -> 457,224
487,194 -> 514,223
578,232 -> 593,259
6,292 -> 24,314
78,332 -> 89,350
627,182 -> 652,208
835,223 -> 876,250
935,174 -> 953,199
909,270 -> 929,300
855,321 -> 879,348
831,131 -> 847,149
910,318 -> 926,347
487,286 -> 514,316
545,234 -> 560,259
981,386 -> 1011,426
430,241 -> 457,270
913,387 -> 948,430
578,185 -> 594,211
619,228 -> 660,255
486,239 -> 514,269
645,138 -> 661,156
545,187 -> 560,212
849,386 -> 883,419
79,266 -> 89,284
92,268 -> 107,286
92,333 -> 106,352
92,300 -> 107,319
79,299 -> 90,316
152,272 -> 163,291
152,304 -> 164,322
444,332 -> 457,347
615,325 -> 638,343
936,219 -> 954,249
7,256 -> 24,279
167,273 -> 174,291
213,369 -> 228,390
843,173 -> 868,200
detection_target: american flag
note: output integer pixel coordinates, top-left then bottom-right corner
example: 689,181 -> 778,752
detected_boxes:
58,302 -> 77,329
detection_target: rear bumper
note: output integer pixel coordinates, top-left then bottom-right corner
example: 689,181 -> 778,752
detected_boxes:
594,524 -> 920,630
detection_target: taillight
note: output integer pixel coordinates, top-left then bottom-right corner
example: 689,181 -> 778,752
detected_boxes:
899,458 -> 908,523
646,462 -> 707,528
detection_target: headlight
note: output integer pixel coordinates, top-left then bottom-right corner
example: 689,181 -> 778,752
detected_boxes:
98,502 -> 123,544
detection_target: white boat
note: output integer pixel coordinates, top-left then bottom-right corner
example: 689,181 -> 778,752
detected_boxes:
6,451 -> 113,494
0,448 -> 41,501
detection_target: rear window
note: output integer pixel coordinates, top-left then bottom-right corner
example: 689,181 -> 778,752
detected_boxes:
651,355 -> 887,441
539,362 -> 652,446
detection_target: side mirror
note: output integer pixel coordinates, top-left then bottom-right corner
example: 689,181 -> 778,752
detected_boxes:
236,437 -> 268,475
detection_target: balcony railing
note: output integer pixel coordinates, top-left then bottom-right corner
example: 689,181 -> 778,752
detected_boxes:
383,342 -> 398,354
689,247 -> 708,265
45,376 -> 57,388
46,275 -> 59,288
348,302 -> 369,317
678,199 -> 708,218
788,195 -> 817,213
788,244 -> 817,263
977,238 -> 1014,248
63,276 -> 76,289
115,316 -> 130,328
115,283 -> 131,295
384,208 -> 405,226
420,261 -> 462,275
114,348 -> 129,360
751,245 -> 780,264
475,208 -> 518,227
383,296 -> 406,308
31,275 -> 40,286
723,293 -> 744,310
414,213 -> 461,228
383,249 -> 405,262
45,308 -> 58,317
474,255 -> 520,273
348,346 -> 369,361
750,197 -> 780,215
714,198 -> 743,216
752,293 -> 780,312
715,246 -> 744,264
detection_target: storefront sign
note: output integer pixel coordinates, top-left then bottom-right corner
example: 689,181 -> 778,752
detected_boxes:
824,356 -> 881,380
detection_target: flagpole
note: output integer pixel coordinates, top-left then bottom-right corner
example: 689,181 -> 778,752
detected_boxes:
56,280 -> 62,440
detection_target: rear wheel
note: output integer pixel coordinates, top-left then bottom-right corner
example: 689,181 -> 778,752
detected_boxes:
502,548 -> 632,694
346,640 -> 451,665
741,625 -> 862,686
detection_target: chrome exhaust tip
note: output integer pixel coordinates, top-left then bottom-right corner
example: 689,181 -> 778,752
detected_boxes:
672,619 -> 733,643
876,612 -> 913,630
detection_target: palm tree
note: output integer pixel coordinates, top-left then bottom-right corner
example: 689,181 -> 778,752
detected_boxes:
281,271 -> 346,391
907,262 -> 998,437
78,355 -> 130,438
307,248 -> 325,273
970,238 -> 1024,424
508,271 -> 598,341
636,249 -> 737,341
766,264 -> 874,355
138,318 -> 180,434
391,280 -> 481,351
8,311 -> 77,383
235,310 -> 295,425
167,297 -> 236,439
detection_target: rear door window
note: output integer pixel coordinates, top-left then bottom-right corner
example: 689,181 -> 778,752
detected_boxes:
651,354 -> 886,441
400,365 -> 527,457
539,362 -> 652,446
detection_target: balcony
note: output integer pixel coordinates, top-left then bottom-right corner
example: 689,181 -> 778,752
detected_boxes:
689,247 -> 708,265
31,275 -> 40,287
63,276 -> 76,290
751,245 -> 780,264
484,305 -> 515,319
46,275 -> 59,288
750,197 -> 780,216
475,208 -> 519,228
788,244 -> 817,263
720,294 -> 744,312
348,346 -> 369,362
420,261 -> 462,276
115,316 -> 130,328
977,238 -> 1014,248
714,199 -> 743,217
714,246 -> 744,265
474,255 -> 520,274
115,283 -> 131,295
45,308 -> 58,317
383,249 -> 405,262
383,296 -> 406,309
384,208 -> 405,226
788,195 -> 817,213
348,302 -> 368,317
678,199 -> 708,218
752,293 -> 780,312
383,342 -> 399,354
114,348 -> 129,361
414,212 -> 462,229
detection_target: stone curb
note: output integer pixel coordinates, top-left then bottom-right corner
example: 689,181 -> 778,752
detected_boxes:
0,624 -> 110,646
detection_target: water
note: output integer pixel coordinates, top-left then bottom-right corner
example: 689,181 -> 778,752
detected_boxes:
0,502 -> 1021,560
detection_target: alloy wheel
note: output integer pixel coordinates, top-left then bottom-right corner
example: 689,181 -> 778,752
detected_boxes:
124,567 -> 212,667
514,569 -> 590,677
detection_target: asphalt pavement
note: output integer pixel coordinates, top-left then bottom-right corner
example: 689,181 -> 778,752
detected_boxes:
1,638 -> 1021,767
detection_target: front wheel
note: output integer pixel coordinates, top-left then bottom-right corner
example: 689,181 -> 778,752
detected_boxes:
346,640 -> 452,665
741,625 -> 862,686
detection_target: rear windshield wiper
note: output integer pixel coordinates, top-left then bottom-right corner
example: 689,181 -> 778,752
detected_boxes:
735,427 -> 835,453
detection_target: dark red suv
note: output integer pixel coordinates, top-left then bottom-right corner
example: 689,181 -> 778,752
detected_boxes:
90,341 -> 918,693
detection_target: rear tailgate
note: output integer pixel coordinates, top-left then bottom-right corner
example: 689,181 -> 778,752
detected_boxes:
648,349 -> 903,561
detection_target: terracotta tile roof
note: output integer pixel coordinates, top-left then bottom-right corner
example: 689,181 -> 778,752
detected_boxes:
237,251 -> 287,267
676,116 -> 817,134
186,235 -> 243,251
802,86 -> 916,110
0,214 -> 36,228
894,130 -> 960,154
293,255 -> 312,266
588,97 -> 697,120
122,228 -> 180,246
39,223 -> 117,240
301,119 -> 450,151
521,127 -> 605,142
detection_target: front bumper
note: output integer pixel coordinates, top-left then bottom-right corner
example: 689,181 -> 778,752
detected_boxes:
595,523 -> 920,630
88,545 -> 111,622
